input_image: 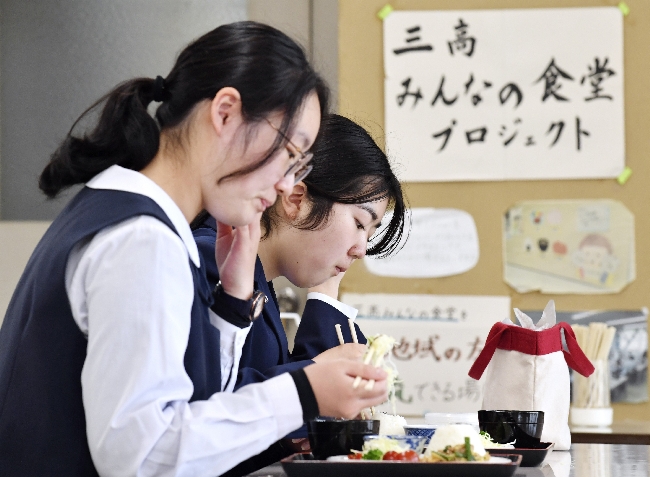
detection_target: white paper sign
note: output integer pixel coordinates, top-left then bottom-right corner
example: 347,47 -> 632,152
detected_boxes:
384,7 -> 625,181
365,208 -> 479,278
342,293 -> 511,415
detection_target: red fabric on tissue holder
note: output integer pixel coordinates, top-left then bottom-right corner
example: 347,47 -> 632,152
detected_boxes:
468,321 -> 595,380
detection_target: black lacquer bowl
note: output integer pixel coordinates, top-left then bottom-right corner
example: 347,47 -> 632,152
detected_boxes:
307,417 -> 380,460
478,410 -> 544,448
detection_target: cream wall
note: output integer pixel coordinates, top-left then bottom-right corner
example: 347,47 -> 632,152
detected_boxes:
0,222 -> 50,324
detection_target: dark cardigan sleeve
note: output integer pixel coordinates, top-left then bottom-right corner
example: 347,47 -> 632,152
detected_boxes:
291,299 -> 367,362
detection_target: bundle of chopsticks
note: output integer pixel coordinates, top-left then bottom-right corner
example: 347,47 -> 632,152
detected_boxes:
336,319 -> 376,419
571,322 -> 616,408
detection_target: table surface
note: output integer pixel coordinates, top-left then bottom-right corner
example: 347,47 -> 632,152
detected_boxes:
571,420 -> 650,445
406,416 -> 650,444
246,444 -> 650,477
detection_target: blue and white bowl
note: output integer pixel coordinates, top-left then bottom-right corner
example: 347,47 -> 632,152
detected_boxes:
403,424 -> 438,445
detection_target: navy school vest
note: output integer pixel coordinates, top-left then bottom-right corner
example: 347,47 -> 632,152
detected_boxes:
0,187 -> 220,475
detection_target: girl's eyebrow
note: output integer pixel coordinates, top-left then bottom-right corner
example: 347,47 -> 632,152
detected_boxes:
293,130 -> 310,150
355,203 -> 378,222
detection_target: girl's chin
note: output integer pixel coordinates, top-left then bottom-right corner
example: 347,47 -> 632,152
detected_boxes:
212,210 -> 258,227
286,274 -> 327,290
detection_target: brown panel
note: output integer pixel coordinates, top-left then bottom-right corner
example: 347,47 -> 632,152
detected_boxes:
338,0 -> 650,421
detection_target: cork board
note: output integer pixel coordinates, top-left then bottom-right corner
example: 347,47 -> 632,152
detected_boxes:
338,0 -> 650,421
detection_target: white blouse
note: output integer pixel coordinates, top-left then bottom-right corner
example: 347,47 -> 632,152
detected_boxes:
65,165 -> 303,477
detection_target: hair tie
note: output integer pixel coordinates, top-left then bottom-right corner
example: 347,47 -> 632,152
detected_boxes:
152,75 -> 167,102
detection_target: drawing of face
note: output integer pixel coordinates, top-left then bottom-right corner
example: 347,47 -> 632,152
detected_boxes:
572,234 -> 619,283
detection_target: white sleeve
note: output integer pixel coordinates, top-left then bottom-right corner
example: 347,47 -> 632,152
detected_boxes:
208,309 -> 252,392
67,216 -> 303,477
306,291 -> 359,319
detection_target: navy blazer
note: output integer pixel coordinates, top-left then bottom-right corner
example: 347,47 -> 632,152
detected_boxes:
192,217 -> 367,389
192,216 -> 368,475
0,189 -> 219,476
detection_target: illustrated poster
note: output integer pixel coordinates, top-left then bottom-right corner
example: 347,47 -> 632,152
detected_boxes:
503,199 -> 635,294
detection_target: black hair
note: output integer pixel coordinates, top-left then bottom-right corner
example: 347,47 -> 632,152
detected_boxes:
261,114 -> 409,258
39,21 -> 329,197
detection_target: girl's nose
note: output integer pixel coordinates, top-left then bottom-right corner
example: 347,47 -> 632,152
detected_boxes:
350,240 -> 367,260
275,173 -> 294,197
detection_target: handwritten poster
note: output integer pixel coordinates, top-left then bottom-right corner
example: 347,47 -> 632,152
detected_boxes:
365,208 -> 479,278
342,293 -> 510,415
503,200 -> 635,294
384,7 -> 625,181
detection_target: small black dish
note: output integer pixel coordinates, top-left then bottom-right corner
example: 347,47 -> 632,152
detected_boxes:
488,442 -> 554,467
307,417 -> 379,460
478,410 -> 544,448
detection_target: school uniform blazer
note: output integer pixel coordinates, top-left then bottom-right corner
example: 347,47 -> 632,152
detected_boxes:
0,187 -> 218,475
193,216 -> 368,476
0,167 -> 310,477
192,216 -> 367,389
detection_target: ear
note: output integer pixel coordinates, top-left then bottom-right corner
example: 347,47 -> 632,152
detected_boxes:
209,87 -> 243,140
279,182 -> 308,221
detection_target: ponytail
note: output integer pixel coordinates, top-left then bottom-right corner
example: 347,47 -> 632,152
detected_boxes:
39,78 -> 161,198
40,22 -> 328,198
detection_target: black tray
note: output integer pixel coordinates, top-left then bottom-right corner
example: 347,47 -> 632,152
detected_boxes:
281,453 -> 522,477
488,442 -> 554,467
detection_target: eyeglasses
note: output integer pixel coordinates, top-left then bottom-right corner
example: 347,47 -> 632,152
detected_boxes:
264,118 -> 314,184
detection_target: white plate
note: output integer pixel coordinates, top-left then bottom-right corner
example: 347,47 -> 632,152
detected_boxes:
486,456 -> 514,464
326,455 -> 350,462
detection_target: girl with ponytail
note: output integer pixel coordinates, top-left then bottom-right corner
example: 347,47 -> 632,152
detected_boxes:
0,22 -> 387,477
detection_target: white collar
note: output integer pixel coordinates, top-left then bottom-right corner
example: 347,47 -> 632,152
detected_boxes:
86,165 -> 200,268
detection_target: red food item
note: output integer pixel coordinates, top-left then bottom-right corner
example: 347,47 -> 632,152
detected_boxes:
402,450 -> 420,462
383,451 -> 404,461
382,450 -> 419,461
348,453 -> 363,460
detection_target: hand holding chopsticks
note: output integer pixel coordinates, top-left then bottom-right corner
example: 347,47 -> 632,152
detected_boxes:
334,320 -> 375,389
335,321 -> 393,393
